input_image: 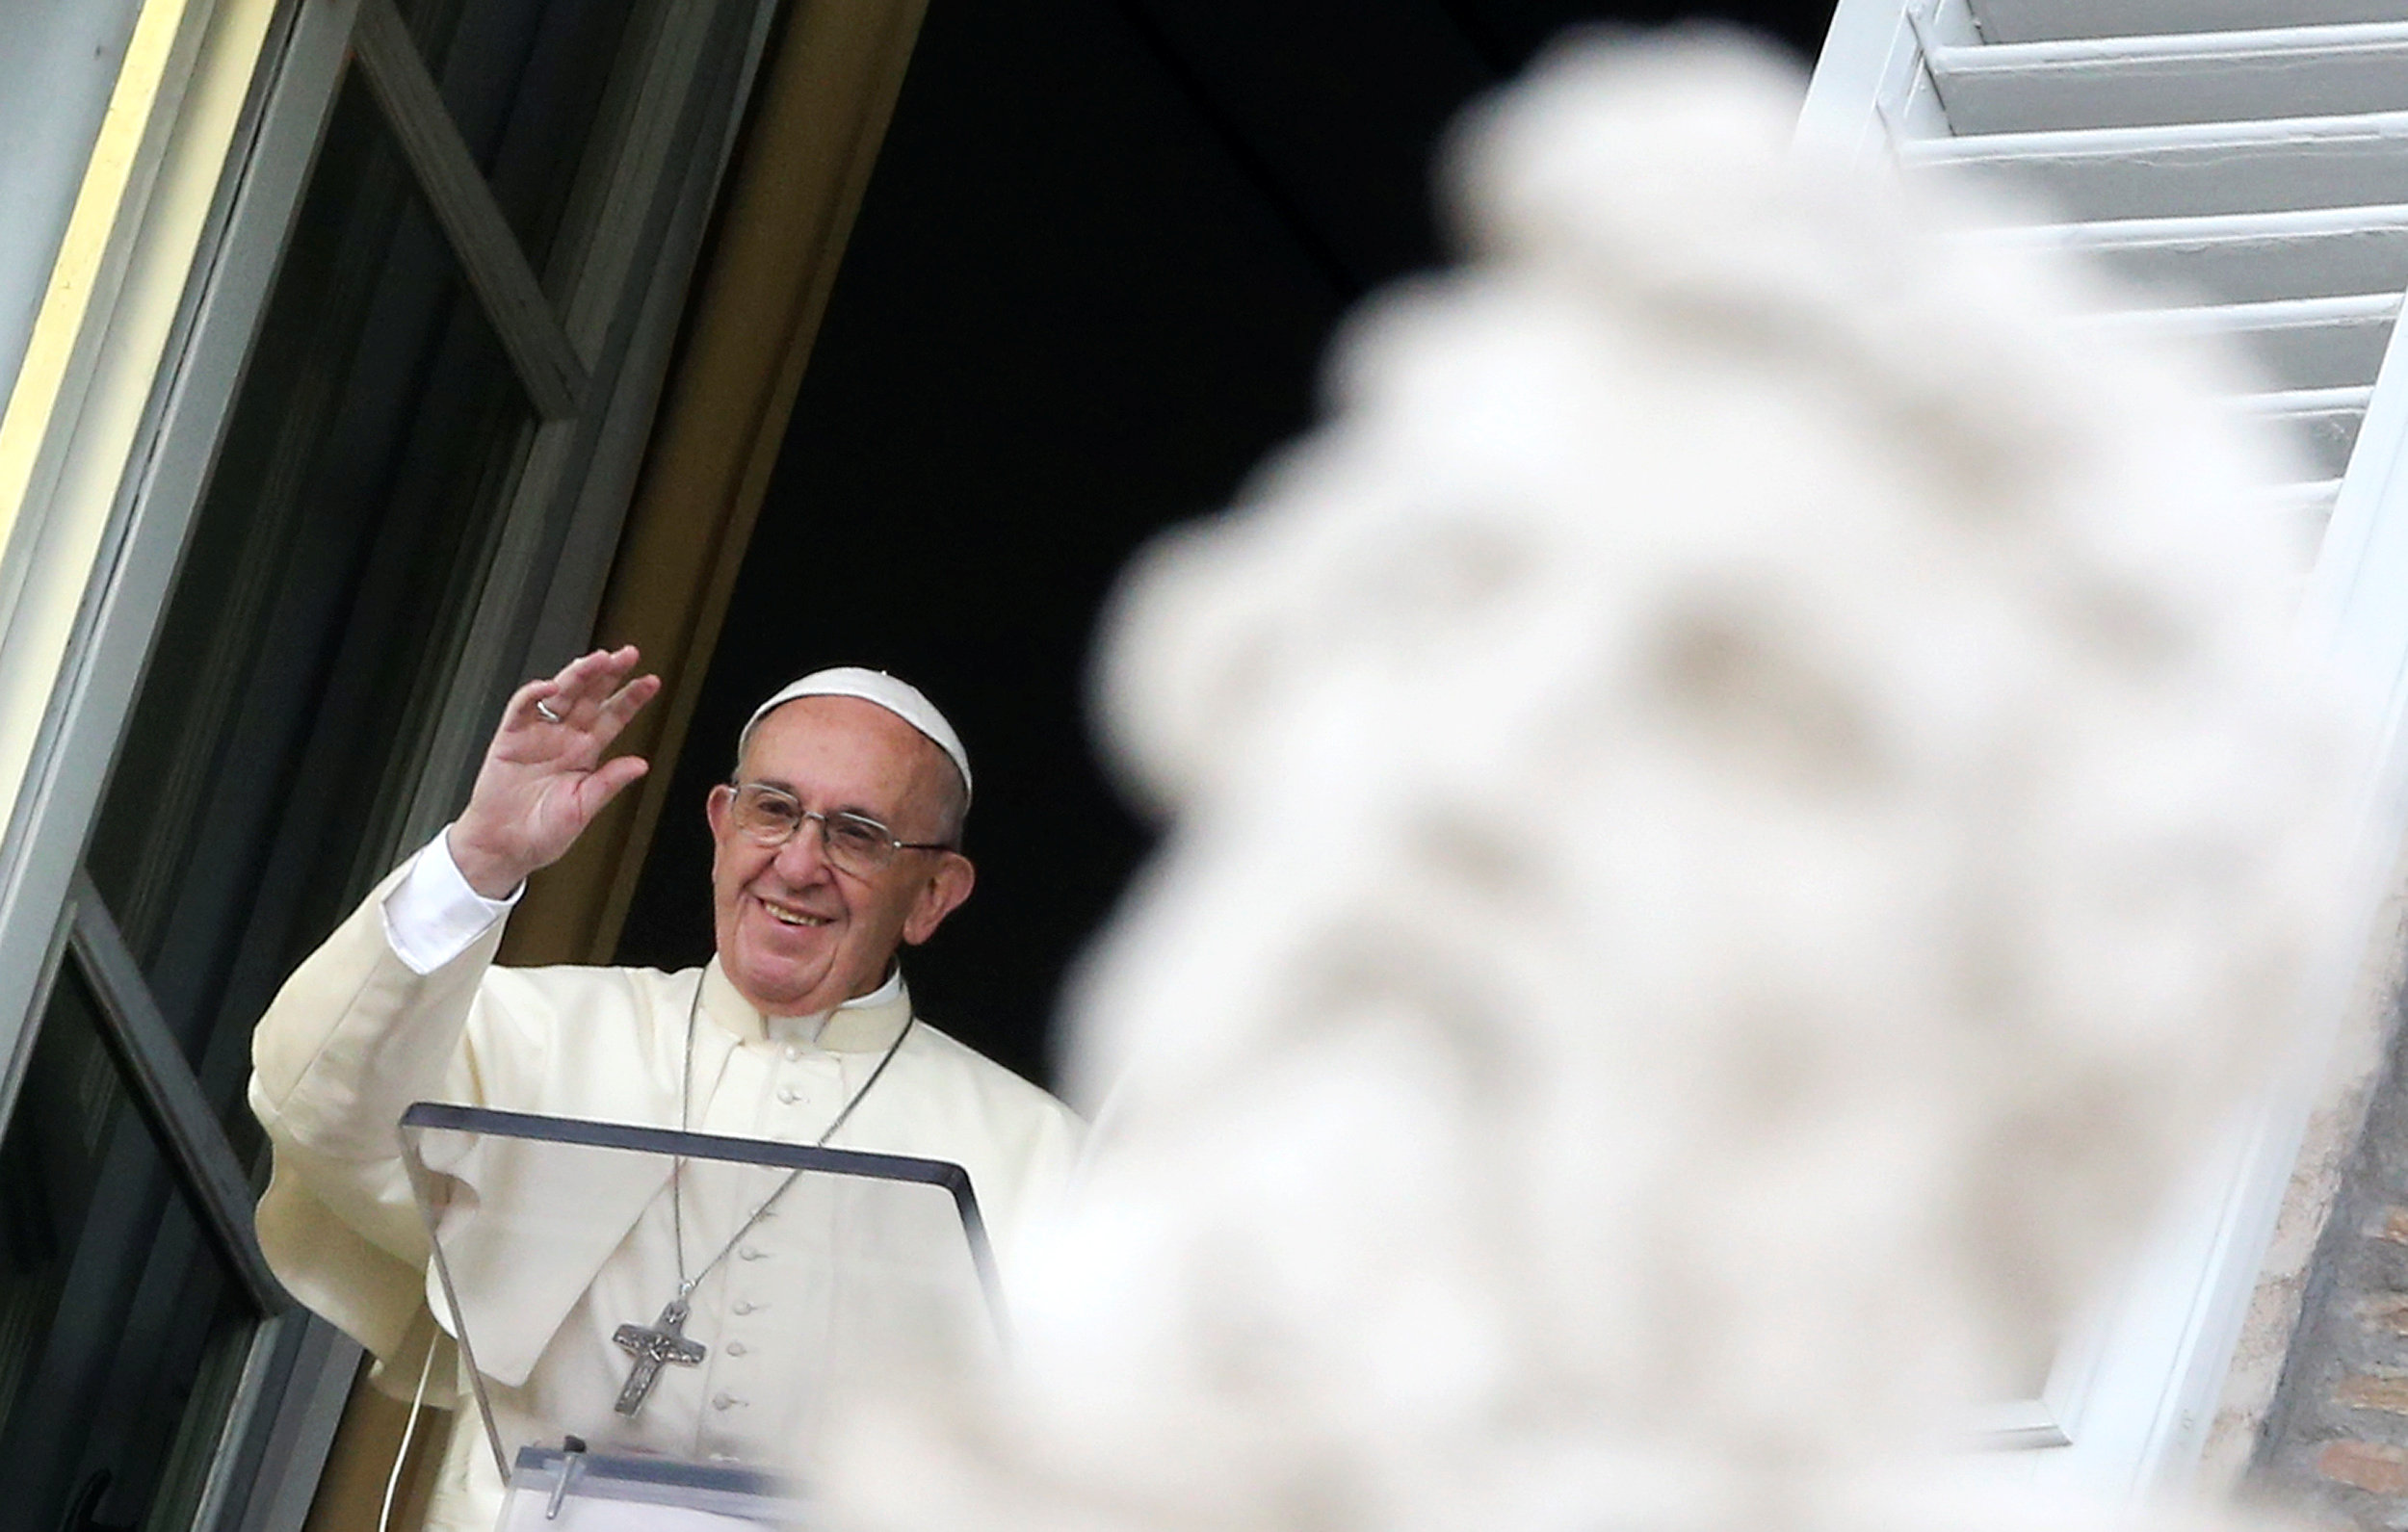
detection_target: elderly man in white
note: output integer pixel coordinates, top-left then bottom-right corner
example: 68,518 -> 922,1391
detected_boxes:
248,646 -> 1082,1530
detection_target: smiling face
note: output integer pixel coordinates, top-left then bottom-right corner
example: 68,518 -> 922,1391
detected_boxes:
706,695 -> 975,1016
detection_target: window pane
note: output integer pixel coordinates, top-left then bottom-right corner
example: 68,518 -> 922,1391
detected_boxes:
84,69 -> 538,1102
30,0 -> 692,1523
397,0 -> 653,285
0,963 -> 259,1532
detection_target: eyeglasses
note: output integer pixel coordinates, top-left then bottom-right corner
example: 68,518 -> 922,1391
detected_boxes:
723,781 -> 954,876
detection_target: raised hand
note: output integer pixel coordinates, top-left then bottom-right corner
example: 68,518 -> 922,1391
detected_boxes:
447,646 -> 663,898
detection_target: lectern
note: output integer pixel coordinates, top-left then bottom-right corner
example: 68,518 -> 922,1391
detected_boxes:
399,1103 -> 1005,1530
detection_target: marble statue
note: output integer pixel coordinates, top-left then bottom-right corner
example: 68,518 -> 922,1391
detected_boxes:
823,30 -> 2364,1532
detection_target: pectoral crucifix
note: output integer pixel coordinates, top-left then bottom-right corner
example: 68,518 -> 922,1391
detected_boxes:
613,1297 -> 707,1416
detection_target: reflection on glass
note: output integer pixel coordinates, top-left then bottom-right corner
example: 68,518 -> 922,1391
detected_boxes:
0,964 -> 258,1532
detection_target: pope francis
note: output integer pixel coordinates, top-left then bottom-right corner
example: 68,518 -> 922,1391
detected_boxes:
247,646 -> 1083,1530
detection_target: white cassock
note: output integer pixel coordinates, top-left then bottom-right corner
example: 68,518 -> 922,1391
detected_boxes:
248,836 -> 1084,1532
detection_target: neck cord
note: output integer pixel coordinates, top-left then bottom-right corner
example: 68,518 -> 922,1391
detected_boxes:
667,970 -> 914,1302
378,1330 -> 440,1532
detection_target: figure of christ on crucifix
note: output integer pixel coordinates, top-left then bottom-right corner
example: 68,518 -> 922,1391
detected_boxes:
614,1299 -> 706,1416
247,650 -> 1084,1532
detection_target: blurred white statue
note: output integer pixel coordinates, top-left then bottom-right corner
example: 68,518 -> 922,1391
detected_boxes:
825,30 -> 2360,1532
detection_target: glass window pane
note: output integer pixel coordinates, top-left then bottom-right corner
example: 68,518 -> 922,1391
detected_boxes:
396,0 -> 653,284
25,1 -> 695,1523
0,964 -> 260,1532
84,69 -> 538,1099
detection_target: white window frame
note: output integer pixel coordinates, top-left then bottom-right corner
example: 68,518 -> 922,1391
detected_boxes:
1798,0 -> 2408,1496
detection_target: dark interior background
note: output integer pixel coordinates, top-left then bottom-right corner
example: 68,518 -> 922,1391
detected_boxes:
617,0 -> 1840,1090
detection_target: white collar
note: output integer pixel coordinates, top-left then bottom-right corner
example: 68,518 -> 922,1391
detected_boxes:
841,964 -> 904,1011
700,960 -> 912,1052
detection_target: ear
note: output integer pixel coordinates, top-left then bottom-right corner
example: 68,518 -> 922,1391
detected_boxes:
705,782 -> 734,839
902,852 -> 976,946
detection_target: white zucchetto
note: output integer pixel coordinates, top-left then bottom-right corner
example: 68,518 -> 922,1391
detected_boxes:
743,666 -> 972,804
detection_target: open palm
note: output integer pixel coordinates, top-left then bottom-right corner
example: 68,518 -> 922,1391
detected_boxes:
448,646 -> 662,898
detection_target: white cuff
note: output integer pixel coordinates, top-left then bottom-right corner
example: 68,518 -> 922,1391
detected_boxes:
381,828 -> 520,975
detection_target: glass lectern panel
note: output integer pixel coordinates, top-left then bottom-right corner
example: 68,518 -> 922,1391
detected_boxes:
400,1103 -> 1003,1531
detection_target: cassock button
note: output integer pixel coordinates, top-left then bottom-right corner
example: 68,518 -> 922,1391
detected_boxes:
776,1086 -> 799,1104
783,1045 -> 803,1062
739,1245 -> 762,1260
727,1341 -> 747,1356
712,1392 -> 735,1411
732,1300 -> 754,1315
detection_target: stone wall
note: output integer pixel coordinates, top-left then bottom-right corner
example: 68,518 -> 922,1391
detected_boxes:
2204,872 -> 2406,1494
2246,900 -> 2408,1525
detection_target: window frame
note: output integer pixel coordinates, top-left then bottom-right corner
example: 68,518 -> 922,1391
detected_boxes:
1802,0 -> 2408,1494
0,0 -> 790,1522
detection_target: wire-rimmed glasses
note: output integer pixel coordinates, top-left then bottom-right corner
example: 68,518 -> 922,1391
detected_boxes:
722,781 -> 954,876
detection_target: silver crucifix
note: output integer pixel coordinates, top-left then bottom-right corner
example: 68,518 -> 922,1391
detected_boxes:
613,1297 -> 706,1415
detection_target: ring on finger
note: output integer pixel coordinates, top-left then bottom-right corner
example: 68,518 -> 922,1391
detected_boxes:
534,699 -> 565,725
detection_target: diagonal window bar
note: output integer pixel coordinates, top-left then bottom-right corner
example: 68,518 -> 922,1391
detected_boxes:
65,870 -> 292,1315
352,0 -> 589,419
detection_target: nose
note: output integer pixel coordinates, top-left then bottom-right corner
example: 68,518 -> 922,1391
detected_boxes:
770,814 -> 833,881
